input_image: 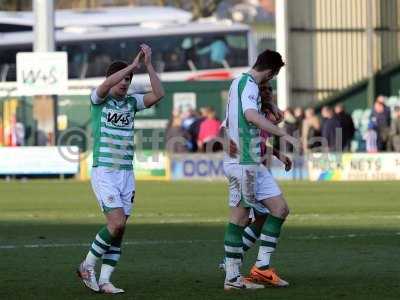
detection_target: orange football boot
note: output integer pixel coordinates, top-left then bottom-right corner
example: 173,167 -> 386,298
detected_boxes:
249,266 -> 289,287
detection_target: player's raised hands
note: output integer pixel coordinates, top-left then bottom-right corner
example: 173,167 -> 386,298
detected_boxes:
140,43 -> 152,66
131,51 -> 143,69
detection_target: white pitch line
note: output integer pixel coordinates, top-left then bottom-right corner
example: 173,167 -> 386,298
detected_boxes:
0,232 -> 399,251
0,239 -> 216,250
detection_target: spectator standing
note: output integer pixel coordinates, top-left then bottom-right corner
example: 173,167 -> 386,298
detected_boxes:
321,106 -> 341,151
334,103 -> 355,151
165,110 -> 188,153
371,100 -> 391,151
390,106 -> 400,152
197,106 -> 222,152
15,122 -> 25,146
302,108 -> 321,153
181,108 -> 201,152
294,107 -> 304,136
364,122 -> 378,153
376,95 -> 391,123
282,108 -> 298,152
320,106 -> 329,127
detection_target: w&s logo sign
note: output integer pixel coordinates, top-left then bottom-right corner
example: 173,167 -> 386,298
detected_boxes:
105,109 -> 133,129
16,52 -> 68,96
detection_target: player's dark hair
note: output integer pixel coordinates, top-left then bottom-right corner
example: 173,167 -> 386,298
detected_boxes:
106,60 -> 133,81
253,49 -> 285,73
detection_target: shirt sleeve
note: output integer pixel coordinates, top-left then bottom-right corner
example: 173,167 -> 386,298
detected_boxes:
90,88 -> 106,105
133,94 -> 146,112
241,81 -> 259,113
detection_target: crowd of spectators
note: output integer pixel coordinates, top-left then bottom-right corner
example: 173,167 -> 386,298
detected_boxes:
282,104 -> 355,153
165,95 -> 400,154
277,95 -> 400,153
368,95 -> 400,152
280,95 -> 400,153
165,106 -> 222,153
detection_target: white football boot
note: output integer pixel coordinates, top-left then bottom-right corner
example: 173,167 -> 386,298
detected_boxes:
224,275 -> 265,290
99,282 -> 125,294
77,262 -> 100,292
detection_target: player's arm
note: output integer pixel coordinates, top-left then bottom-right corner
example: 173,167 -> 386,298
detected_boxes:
93,52 -> 142,103
141,44 -> 165,108
241,82 -> 294,143
244,109 -> 297,146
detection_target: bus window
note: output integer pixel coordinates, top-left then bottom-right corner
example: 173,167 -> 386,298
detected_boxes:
0,45 -> 32,81
144,32 -> 248,73
0,24 -> 32,33
61,32 -> 249,78
225,33 -> 248,66
1,30 -> 249,81
174,32 -> 248,71
58,43 -> 89,79
142,35 -> 189,72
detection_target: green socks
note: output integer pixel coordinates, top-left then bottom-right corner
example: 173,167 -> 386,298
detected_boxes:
242,222 -> 262,252
85,226 -> 114,267
99,235 -> 122,285
255,215 -> 285,270
224,222 -> 245,280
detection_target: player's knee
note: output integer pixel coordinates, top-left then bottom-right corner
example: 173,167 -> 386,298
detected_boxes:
270,201 -> 289,218
238,213 -> 251,226
108,220 -> 125,237
281,204 -> 290,218
229,207 -> 251,227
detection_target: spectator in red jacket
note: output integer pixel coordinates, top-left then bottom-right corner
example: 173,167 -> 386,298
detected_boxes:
197,106 -> 222,152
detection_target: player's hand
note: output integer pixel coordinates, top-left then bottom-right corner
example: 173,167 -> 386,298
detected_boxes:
140,43 -> 152,67
131,51 -> 143,69
278,154 -> 292,171
265,102 -> 284,124
265,109 -> 284,125
273,109 -> 284,124
227,138 -> 238,158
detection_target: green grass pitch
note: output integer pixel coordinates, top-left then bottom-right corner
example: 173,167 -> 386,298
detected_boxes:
0,180 -> 399,299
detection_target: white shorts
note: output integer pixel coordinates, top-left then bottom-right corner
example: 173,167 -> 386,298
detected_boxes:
224,163 -> 281,215
91,167 -> 135,216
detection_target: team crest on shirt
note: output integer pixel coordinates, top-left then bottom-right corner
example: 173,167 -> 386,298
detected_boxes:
105,108 -> 133,129
248,94 -> 257,101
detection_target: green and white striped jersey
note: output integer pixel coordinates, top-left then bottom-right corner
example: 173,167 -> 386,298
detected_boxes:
223,73 -> 261,165
90,89 -> 146,170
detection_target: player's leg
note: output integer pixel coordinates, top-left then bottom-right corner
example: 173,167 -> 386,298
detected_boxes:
242,212 -> 267,252
98,216 -> 126,289
78,208 -> 125,292
77,167 -> 124,292
98,170 -> 135,294
249,165 -> 289,287
219,210 -> 267,272
97,211 -> 127,294
223,164 -> 264,290
99,230 -> 123,285
257,195 -> 289,270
